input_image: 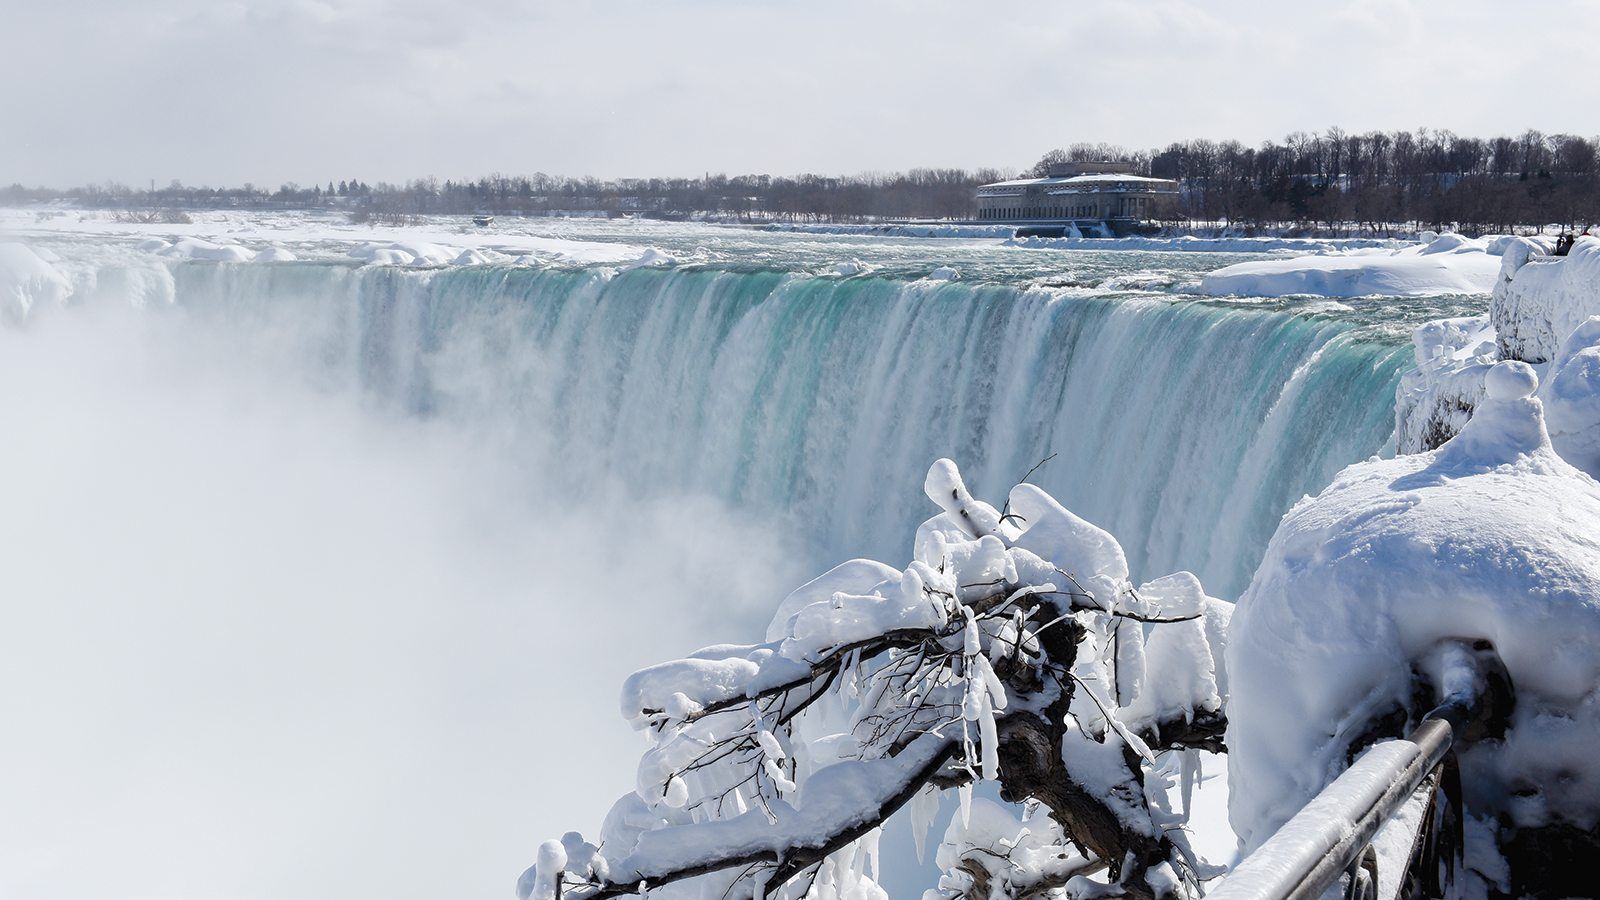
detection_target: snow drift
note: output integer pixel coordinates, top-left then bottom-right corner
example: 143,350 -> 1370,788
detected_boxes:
1199,234 -> 1508,299
1229,360 -> 1600,894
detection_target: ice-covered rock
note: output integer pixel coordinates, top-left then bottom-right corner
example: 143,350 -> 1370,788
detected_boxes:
1493,236 -> 1600,363
926,266 -> 959,281
1230,361 -> 1600,873
625,247 -> 676,269
0,242 -> 72,320
254,246 -> 298,262
1394,315 -> 1497,453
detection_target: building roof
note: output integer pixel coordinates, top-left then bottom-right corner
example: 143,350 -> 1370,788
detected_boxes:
980,173 -> 1178,189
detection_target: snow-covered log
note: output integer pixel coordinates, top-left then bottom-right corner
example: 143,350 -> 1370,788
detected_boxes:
523,461 -> 1232,900
1232,360 -> 1600,898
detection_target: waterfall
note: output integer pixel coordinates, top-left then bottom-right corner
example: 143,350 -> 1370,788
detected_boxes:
167,261 -> 1409,598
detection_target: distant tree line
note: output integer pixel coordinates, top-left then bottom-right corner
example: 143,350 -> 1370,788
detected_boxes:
6,128 -> 1598,233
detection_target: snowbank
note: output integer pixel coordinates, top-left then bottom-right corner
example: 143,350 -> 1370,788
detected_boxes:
0,242 -> 71,319
1198,234 -> 1506,298
1008,235 -> 1410,254
0,208 -> 651,268
1228,361 -> 1600,892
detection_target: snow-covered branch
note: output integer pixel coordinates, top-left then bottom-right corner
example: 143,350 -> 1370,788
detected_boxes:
523,460 -> 1231,900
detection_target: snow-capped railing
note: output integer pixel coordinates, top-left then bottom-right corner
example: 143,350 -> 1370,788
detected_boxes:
1211,642 -> 1500,900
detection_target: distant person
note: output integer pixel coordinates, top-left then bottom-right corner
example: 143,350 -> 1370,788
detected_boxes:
1556,233 -> 1574,256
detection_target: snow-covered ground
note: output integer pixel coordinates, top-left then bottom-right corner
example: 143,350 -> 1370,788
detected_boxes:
0,208 -> 656,269
1197,232 -> 1523,299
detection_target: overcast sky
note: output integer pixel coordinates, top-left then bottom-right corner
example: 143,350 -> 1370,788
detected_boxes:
5,0 -> 1600,188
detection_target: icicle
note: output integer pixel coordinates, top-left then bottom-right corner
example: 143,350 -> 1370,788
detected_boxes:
910,784 -> 940,864
1180,749 -> 1199,821
977,687 -> 999,780
861,827 -> 882,882
1113,616 -> 1146,711
958,782 -> 973,829
962,606 -> 981,657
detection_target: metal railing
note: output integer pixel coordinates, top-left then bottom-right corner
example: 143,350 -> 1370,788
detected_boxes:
1208,642 -> 1500,900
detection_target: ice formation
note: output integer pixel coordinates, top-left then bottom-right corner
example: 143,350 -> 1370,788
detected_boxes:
1228,359 -> 1600,894
1396,235 -> 1600,480
1492,236 -> 1600,364
0,242 -> 70,320
527,460 -> 1231,899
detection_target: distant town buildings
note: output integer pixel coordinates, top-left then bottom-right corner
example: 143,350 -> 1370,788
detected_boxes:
975,162 -> 1178,227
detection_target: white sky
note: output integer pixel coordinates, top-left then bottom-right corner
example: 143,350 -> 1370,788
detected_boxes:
4,0 -> 1600,187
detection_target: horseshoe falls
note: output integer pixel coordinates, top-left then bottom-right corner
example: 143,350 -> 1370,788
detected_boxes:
4,221 -> 1475,900
166,259 -> 1409,599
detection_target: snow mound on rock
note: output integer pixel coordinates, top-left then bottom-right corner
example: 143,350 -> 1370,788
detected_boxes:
348,242 -> 458,266
624,247 -> 676,269
158,238 -> 256,262
1229,360 -> 1600,855
0,242 -> 71,320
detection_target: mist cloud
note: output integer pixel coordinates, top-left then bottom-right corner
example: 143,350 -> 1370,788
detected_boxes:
0,300 -> 807,900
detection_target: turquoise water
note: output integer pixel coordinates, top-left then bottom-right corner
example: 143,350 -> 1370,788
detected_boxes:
162,248 -> 1439,598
